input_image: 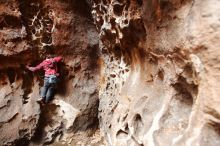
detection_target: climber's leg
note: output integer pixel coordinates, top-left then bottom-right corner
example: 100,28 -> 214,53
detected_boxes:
45,84 -> 55,103
39,77 -> 50,102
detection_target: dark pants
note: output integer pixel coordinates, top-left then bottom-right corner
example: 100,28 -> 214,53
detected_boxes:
40,76 -> 56,103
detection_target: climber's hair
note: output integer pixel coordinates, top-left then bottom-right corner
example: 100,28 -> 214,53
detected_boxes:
46,54 -> 55,59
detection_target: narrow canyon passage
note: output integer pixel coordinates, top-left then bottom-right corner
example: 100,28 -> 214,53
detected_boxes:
0,0 -> 220,146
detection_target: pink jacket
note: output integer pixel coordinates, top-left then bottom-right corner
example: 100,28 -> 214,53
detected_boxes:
28,56 -> 62,76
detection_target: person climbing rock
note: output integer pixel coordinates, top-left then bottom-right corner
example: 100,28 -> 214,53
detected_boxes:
26,54 -> 63,104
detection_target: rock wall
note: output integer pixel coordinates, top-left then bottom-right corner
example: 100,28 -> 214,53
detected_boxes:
91,0 -> 220,146
0,0 -> 103,145
1,0 -> 220,146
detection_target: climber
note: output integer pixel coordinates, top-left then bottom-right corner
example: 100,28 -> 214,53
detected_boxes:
26,54 -> 63,104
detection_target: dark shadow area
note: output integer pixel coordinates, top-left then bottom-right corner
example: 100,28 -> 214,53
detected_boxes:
71,96 -> 99,132
71,0 -> 93,20
142,0 -> 193,26
0,14 -> 22,29
15,138 -> 30,146
21,64 -> 34,104
87,44 -> 100,72
136,0 -> 143,7
113,4 -> 124,16
172,76 -> 196,106
121,19 -> 146,49
56,62 -> 69,96
6,68 -> 16,84
0,49 -> 35,69
31,104 -> 59,144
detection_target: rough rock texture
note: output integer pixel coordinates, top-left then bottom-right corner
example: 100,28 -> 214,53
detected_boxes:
0,0 -> 104,145
1,0 -> 220,146
91,0 -> 220,146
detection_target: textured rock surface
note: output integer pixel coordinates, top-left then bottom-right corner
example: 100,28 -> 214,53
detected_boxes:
91,0 -> 220,146
0,0 -> 104,145
1,0 -> 220,146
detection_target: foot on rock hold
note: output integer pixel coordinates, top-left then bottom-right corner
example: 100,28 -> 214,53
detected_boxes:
37,97 -> 43,103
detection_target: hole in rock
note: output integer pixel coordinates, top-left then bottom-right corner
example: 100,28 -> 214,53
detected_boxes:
15,138 -> 30,146
110,17 -> 116,26
0,15 -> 21,29
106,82 -> 110,90
172,76 -> 195,106
124,19 -> 129,25
136,0 -> 143,7
134,114 -> 142,123
114,46 -> 121,57
133,114 -> 143,134
158,68 -> 164,80
41,34 -> 52,44
110,74 -> 116,78
113,4 -> 124,16
74,63 -> 81,72
125,123 -> 129,132
116,129 -> 128,139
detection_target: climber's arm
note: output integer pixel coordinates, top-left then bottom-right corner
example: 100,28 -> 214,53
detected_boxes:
53,56 -> 63,62
26,61 -> 44,72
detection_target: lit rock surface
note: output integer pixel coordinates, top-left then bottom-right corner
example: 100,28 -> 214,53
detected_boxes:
0,0 -> 220,146
91,0 -> 220,146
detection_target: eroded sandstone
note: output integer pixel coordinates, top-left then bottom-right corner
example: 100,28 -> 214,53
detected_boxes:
91,0 -> 220,146
1,0 -> 220,146
0,0 -> 103,145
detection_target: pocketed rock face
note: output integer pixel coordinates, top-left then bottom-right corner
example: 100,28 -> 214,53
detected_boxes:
0,0 -> 103,146
0,0 -> 29,56
91,0 -> 220,146
0,1 -> 40,145
1,0 -> 220,146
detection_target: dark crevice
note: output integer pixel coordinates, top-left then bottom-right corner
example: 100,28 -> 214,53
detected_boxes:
7,68 -> 16,84
116,129 -> 128,139
21,66 -> 34,104
31,104 -> 58,144
172,76 -> 196,106
56,62 -> 69,96
88,44 -> 100,71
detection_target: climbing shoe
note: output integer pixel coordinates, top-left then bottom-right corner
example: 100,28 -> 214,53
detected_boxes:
37,97 -> 43,103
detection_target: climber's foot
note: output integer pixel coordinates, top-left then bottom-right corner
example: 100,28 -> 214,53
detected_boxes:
37,97 -> 43,103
